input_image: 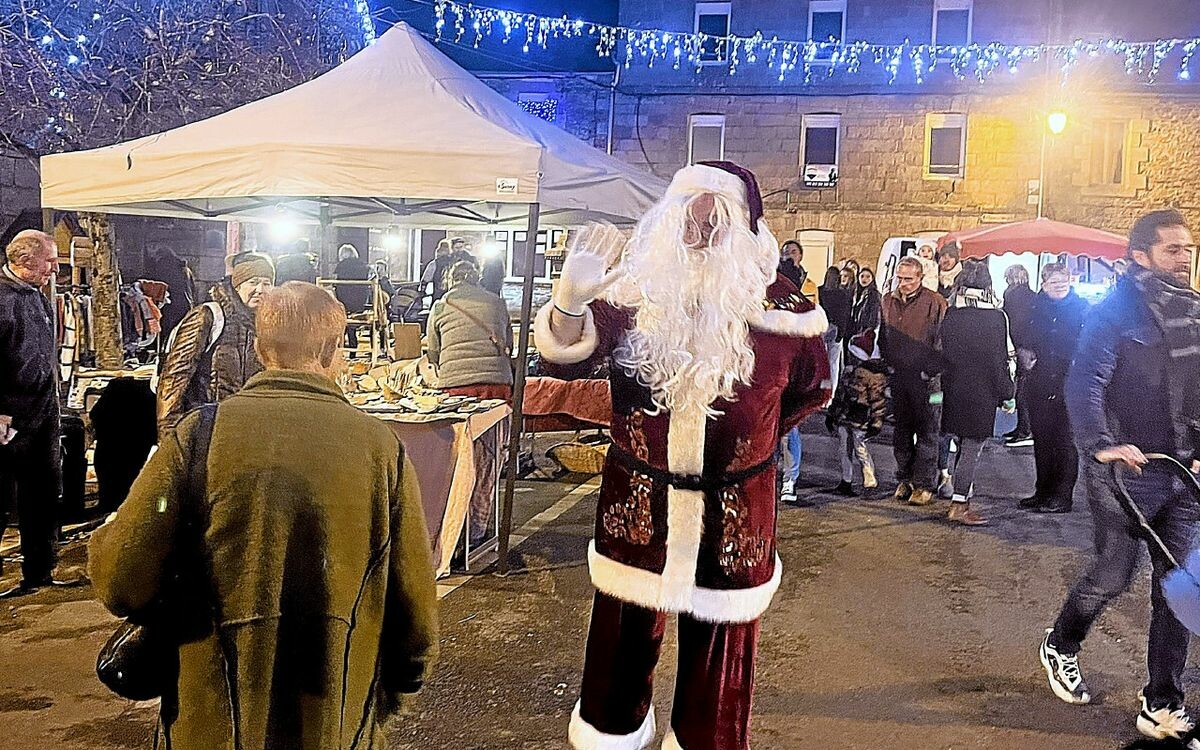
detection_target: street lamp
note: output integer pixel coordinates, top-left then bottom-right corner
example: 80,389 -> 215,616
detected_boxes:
1038,110 -> 1068,218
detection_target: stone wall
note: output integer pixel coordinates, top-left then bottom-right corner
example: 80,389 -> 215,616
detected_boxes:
479,73 -> 615,149
607,89 -> 1200,265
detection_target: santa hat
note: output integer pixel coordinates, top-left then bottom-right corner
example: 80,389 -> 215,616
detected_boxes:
665,161 -> 765,234
848,329 -> 878,361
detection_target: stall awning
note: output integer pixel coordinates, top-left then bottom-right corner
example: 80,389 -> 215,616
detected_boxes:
938,218 -> 1129,261
40,23 -> 666,227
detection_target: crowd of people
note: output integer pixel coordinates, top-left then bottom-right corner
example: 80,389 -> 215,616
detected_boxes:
780,236 -> 1096,527
0,165 -> 1198,749
777,208 -> 1200,746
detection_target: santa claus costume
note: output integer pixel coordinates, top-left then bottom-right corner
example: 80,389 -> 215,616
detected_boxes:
535,162 -> 831,750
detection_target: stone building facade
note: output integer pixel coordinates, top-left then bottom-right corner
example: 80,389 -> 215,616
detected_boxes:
597,0 -> 1200,269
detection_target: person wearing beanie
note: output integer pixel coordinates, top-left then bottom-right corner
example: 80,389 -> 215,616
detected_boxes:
825,327 -> 888,496
156,251 -> 276,437
535,161 -> 830,750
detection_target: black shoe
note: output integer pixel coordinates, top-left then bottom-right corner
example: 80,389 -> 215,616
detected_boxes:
1035,499 -> 1073,514
1005,434 -> 1034,448
0,581 -> 41,599
831,481 -> 857,497
1003,428 -> 1021,440
1018,495 -> 1045,510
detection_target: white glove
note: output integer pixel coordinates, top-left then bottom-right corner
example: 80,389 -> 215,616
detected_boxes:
554,223 -> 625,316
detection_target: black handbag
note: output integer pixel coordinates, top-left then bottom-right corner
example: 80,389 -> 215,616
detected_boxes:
95,405 -> 216,700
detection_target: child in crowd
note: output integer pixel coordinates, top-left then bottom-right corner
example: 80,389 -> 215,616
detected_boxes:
825,329 -> 888,496
917,244 -> 940,291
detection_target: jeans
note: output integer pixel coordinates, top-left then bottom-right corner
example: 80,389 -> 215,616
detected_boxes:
839,426 -> 876,487
890,372 -> 941,490
1050,462 -> 1198,708
950,437 -> 986,499
782,428 -> 802,484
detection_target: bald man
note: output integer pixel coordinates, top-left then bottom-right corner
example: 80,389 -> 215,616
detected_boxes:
0,231 -> 68,597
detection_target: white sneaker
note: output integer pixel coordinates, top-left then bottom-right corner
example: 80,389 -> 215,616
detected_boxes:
1137,694 -> 1200,748
1039,629 -> 1091,705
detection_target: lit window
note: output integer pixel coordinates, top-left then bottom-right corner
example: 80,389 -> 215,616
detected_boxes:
800,114 -> 840,188
694,2 -> 730,64
1088,120 -> 1128,186
925,113 -> 967,179
808,0 -> 846,64
688,114 -> 725,165
933,0 -> 972,49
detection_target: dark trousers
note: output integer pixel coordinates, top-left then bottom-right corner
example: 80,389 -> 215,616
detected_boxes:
890,372 -> 941,490
575,592 -> 759,750
0,417 -> 62,583
1013,371 -> 1032,437
1051,462 -> 1197,708
1028,385 -> 1078,504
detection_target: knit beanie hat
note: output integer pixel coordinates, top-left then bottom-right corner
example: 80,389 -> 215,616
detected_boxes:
231,252 -> 275,288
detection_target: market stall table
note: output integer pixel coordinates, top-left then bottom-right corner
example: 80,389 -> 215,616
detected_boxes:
360,401 -> 511,577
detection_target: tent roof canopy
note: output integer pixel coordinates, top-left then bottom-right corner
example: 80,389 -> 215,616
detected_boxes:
40,23 -> 666,227
938,217 -> 1129,261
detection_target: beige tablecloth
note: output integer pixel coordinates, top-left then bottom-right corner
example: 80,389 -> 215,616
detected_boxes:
366,404 -> 511,576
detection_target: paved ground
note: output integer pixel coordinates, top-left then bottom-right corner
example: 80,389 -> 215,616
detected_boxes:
0,420 -> 1194,749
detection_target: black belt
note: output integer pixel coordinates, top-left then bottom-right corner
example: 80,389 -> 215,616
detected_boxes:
608,443 -> 776,492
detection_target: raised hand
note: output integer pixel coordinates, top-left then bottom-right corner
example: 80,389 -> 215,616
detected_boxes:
554,223 -> 626,316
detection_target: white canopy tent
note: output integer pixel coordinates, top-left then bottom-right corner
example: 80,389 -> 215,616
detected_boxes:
40,22 -> 664,228
41,23 -> 668,572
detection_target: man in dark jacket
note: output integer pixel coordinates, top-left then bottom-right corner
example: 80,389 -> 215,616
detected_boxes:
1039,210 -> 1200,747
156,252 -> 274,437
0,231 -> 70,597
880,256 -> 948,506
90,282 -> 438,749
1002,263 -> 1037,446
1019,263 -> 1089,513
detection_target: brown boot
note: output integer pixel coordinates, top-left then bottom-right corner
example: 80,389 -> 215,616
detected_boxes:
907,488 -> 934,506
948,502 -> 988,526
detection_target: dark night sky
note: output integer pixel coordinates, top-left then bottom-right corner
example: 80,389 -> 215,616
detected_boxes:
377,0 -> 620,72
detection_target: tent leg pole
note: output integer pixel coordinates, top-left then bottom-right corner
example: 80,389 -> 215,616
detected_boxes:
498,203 -> 540,575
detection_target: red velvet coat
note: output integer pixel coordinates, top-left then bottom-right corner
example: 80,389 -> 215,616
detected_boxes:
535,279 -> 830,623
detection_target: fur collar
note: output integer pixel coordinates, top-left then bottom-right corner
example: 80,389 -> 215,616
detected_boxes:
749,305 -> 829,338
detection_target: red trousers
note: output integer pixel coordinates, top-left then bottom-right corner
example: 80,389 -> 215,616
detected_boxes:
573,592 -> 760,750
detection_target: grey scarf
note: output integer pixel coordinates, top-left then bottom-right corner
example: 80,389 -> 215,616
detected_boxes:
1129,264 -> 1200,461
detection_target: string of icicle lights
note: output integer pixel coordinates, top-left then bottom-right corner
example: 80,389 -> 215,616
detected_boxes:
432,0 -> 1200,84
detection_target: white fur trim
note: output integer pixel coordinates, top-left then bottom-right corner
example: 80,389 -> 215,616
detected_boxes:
534,303 -> 598,364
750,305 -> 828,338
666,164 -> 748,204
660,405 -> 708,610
588,543 -> 783,624
569,700 -> 657,750
661,730 -> 684,750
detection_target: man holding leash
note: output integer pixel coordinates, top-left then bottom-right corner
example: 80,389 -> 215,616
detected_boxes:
1039,209 -> 1200,745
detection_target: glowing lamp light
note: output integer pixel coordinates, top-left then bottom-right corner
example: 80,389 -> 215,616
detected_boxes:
481,242 -> 503,259
382,226 -> 403,250
1047,111 -> 1068,134
269,216 -> 299,244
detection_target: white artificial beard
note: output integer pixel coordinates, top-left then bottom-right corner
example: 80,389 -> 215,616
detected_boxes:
605,191 -> 779,415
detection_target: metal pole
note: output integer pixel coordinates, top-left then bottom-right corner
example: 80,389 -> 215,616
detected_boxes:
497,203 -> 540,574
1037,124 -> 1047,219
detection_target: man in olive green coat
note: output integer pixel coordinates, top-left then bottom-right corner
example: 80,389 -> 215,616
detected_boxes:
90,282 -> 437,750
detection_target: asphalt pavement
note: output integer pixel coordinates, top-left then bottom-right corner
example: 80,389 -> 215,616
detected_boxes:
0,419 -> 1193,749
